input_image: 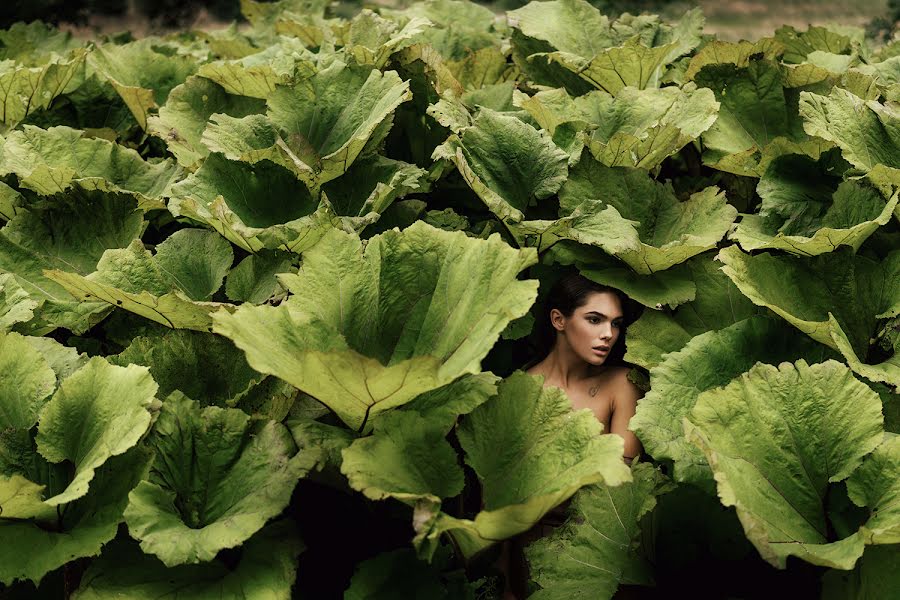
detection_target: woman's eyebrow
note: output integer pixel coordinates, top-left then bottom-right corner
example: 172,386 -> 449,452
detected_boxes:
584,311 -> 624,319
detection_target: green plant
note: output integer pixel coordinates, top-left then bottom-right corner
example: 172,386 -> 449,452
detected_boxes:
0,1 -> 897,598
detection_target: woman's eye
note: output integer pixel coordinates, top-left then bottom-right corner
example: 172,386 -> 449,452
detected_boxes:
612,321 -> 622,328
588,317 -> 600,324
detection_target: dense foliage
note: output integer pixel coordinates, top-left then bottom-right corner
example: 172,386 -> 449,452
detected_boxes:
0,0 -> 898,597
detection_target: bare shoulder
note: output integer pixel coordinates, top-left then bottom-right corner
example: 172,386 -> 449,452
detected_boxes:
612,367 -> 642,407
588,366 -> 640,402
615,366 -> 639,389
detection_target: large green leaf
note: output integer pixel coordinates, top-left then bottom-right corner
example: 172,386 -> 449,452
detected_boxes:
183,23 -> 259,61
509,87 -> 587,164
0,330 -> 56,475
821,544 -> 900,599
509,29 -> 594,96
733,156 -> 897,255
0,21 -> 84,65
73,520 -> 303,600
0,339 -> 137,516
241,0 -> 329,33
432,107 -> 569,223
147,75 -> 265,169
112,329 -> 263,407
321,155 -> 427,231
684,38 -> 785,81
272,7 -> 339,49
417,371 -> 632,559
0,48 -> 87,126
0,473 -> 53,522
89,39 -> 198,129
22,334 -> 88,383
508,0 -> 702,95
624,252 -> 762,370
388,371 -> 499,433
718,245 -> 900,386
214,222 -> 537,430
34,356 -> 156,505
507,0 -> 619,58
167,153 -> 334,253
383,0 -> 502,81
846,434 -> 900,544
536,158 -> 735,274
344,547 -> 475,600
23,72 -> 141,137
202,61 -> 411,190
542,241 -> 697,310
779,57 -> 864,93
0,125 -> 180,209
340,373 -> 497,506
196,36 -> 316,99
735,191 -> 898,255
514,85 -> 718,170
0,448 -> 152,585
755,149 -> 847,234
800,87 -> 900,171
0,191 -> 145,334
234,376 -> 303,423
337,10 -> 430,68
446,47 -> 514,93
123,393 -> 316,566
856,56 -> 900,88
289,418 -> 355,476
544,39 -> 687,95
0,273 -> 37,330
630,316 -> 837,487
831,316 -> 900,395
0,180 -> 23,222
524,462 -> 671,600
341,410 -> 463,504
684,360 -> 884,569
224,250 -> 293,304
696,57 -> 813,176
46,229 -> 235,331
774,25 -> 853,64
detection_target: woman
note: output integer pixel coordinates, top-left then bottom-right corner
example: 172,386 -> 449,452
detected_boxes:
524,271 -> 643,463
500,271 -> 644,599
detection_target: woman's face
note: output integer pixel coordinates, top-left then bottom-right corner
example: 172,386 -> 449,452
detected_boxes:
551,291 -> 624,365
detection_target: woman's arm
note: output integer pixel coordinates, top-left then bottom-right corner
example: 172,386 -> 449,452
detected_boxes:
610,370 -> 643,463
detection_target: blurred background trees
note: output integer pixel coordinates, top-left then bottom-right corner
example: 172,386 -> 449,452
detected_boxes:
0,0 -> 241,29
4,0 -> 895,42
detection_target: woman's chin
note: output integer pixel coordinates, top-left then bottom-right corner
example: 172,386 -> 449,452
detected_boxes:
585,354 -> 608,365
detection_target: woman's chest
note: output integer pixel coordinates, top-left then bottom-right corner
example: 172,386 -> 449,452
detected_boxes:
567,383 -> 613,430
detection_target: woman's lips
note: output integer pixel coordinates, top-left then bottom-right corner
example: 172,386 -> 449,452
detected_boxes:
592,347 -> 609,355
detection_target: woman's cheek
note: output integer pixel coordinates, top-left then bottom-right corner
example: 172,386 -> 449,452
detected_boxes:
573,321 -> 589,341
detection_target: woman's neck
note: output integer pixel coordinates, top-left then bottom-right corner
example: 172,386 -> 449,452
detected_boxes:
535,339 -> 592,389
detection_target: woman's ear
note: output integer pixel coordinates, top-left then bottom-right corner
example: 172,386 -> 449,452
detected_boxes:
549,308 -> 565,332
